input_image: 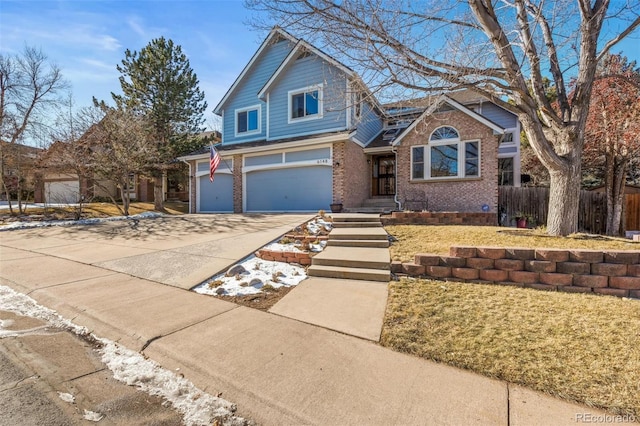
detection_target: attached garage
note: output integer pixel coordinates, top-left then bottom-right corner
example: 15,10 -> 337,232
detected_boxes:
243,146 -> 333,212
196,159 -> 234,212
246,166 -> 331,211
45,180 -> 79,204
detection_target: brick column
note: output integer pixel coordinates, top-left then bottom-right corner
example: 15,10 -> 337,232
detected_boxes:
233,154 -> 243,213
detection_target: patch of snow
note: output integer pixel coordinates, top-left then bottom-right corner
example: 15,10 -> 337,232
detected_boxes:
306,217 -> 332,235
0,211 -> 164,232
0,285 -> 248,426
83,410 -> 104,422
309,240 -> 327,252
58,392 -> 75,404
263,242 -> 304,253
194,255 -> 307,297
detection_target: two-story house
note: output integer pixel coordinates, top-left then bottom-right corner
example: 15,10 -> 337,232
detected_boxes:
179,27 -> 520,214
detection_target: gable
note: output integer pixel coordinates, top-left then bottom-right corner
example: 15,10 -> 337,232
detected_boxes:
213,28 -> 297,115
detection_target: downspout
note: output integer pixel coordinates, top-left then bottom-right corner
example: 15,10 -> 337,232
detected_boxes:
180,158 -> 192,214
391,144 -> 402,211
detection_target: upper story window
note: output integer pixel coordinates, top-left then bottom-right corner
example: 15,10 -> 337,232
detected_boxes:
500,132 -> 514,145
411,126 -> 480,180
289,85 -> 323,123
236,105 -> 261,136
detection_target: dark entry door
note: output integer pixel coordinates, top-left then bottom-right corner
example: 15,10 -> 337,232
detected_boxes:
373,155 -> 395,196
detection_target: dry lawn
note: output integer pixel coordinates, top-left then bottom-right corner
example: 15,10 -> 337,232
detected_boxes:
386,225 -> 639,262
382,278 -> 640,416
0,202 -> 188,221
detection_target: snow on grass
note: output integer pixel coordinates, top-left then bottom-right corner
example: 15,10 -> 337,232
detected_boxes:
306,216 -> 332,235
58,392 -> 75,404
194,255 -> 306,297
0,285 -> 249,426
0,211 -> 163,232
83,410 -> 104,422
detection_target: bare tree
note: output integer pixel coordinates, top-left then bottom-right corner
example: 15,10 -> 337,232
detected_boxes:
583,54 -> 640,236
248,0 -> 640,235
84,103 -> 157,216
0,47 -> 67,214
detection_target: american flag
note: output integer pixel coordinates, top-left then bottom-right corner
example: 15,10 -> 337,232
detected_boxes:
209,146 -> 221,182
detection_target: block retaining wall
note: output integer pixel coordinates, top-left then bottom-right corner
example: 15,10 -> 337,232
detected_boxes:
392,246 -> 640,299
255,249 -> 312,265
382,212 -> 497,226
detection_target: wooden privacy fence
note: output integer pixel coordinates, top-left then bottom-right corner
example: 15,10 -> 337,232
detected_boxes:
627,194 -> 640,231
498,187 -> 608,234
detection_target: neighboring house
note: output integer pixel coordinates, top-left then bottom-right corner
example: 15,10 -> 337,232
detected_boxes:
0,141 -> 42,201
180,27 -> 520,214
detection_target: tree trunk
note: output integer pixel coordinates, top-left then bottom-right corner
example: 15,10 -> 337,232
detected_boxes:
605,160 -> 627,236
153,175 -> 164,211
546,161 -> 582,236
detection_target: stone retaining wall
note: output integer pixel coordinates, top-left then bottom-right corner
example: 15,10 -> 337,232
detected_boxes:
255,249 -> 312,265
392,246 -> 640,299
382,212 -> 497,226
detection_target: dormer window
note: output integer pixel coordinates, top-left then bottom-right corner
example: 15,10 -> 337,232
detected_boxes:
236,105 -> 261,136
289,85 -> 323,123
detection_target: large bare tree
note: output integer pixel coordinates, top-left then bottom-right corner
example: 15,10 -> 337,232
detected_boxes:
248,0 -> 640,235
0,47 -> 67,213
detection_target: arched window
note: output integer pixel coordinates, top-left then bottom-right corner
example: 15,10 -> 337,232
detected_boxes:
411,126 -> 480,180
430,126 -> 459,141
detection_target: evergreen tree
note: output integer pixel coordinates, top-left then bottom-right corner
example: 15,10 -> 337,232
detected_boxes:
112,37 -> 207,210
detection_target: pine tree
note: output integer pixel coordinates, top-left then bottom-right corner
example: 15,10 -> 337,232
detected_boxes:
112,37 -> 207,210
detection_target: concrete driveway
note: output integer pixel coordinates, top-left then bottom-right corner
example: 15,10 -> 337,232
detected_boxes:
0,214 -> 312,290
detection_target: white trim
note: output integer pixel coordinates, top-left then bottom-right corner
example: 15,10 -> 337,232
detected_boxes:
243,159 -> 332,174
242,143 -> 333,167
221,110 -> 225,144
288,84 -> 324,124
266,93 -> 270,140
234,104 -> 262,138
213,27 -> 297,114
364,146 -> 394,154
345,80 -> 352,127
268,126 -> 346,141
179,133 -> 347,161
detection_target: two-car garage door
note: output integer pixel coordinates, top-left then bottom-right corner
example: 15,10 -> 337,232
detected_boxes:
245,165 -> 332,212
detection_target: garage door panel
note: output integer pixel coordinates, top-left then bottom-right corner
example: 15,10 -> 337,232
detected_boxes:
45,181 -> 79,204
246,166 -> 331,212
199,174 -> 233,212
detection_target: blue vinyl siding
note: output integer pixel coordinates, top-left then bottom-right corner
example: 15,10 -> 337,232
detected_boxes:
285,147 -> 330,162
268,57 -> 348,139
221,38 -> 294,145
480,103 -> 518,129
356,102 -> 383,145
246,166 -> 332,211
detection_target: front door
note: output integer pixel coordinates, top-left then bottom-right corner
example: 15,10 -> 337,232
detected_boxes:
372,155 -> 395,196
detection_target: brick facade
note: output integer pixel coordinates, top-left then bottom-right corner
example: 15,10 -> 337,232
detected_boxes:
396,110 -> 500,213
342,141 -> 370,208
332,142 -> 346,205
233,154 -> 243,213
392,246 -> 640,299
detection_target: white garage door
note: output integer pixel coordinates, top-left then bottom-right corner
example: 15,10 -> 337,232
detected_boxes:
45,181 -> 79,204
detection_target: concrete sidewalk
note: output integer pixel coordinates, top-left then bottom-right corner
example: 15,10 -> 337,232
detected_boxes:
0,215 -> 615,425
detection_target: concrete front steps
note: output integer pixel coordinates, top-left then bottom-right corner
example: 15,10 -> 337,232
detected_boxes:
343,197 -> 397,214
308,214 -> 391,282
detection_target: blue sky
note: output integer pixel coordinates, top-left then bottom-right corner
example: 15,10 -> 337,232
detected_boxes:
1,1 -> 638,132
0,0 -> 265,129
